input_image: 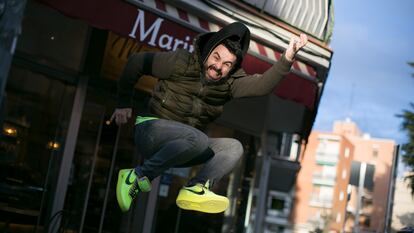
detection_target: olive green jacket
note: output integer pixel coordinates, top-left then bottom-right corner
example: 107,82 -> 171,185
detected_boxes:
117,47 -> 292,129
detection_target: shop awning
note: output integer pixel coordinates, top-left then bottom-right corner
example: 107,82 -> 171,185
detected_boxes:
37,0 -> 333,138
38,0 -> 321,109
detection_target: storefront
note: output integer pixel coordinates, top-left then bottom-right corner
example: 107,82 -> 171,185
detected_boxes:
0,0 -> 333,233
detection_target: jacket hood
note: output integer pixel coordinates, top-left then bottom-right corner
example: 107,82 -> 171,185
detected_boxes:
195,22 -> 250,76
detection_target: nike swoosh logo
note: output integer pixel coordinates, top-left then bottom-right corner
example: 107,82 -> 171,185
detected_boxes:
184,187 -> 205,195
125,170 -> 135,185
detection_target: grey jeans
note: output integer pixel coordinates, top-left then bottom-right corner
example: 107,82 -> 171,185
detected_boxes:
134,118 -> 243,185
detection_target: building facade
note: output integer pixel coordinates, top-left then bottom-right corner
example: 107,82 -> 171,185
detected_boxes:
0,1 -> 333,233
292,119 -> 397,233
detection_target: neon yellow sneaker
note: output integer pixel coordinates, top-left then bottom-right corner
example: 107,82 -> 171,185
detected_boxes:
116,169 -> 151,212
176,180 -> 229,213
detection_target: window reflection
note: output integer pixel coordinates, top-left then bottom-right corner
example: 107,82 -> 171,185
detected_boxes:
0,66 -> 75,232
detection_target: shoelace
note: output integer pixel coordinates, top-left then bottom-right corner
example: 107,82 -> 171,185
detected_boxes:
204,180 -> 215,190
204,180 -> 210,190
129,180 -> 140,199
185,179 -> 214,190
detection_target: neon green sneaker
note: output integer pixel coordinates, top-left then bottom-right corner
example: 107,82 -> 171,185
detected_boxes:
116,169 -> 151,212
176,180 -> 229,213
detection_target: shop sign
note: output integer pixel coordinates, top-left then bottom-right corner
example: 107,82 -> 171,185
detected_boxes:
128,9 -> 194,52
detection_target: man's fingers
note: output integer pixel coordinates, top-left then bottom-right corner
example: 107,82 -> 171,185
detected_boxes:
122,114 -> 127,123
111,108 -> 132,125
119,114 -> 126,125
115,114 -> 124,126
299,33 -> 308,48
290,34 -> 307,54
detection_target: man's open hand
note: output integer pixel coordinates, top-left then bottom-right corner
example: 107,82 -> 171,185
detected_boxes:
110,108 -> 132,126
285,33 -> 308,62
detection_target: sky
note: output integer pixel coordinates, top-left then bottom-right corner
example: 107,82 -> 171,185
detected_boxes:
313,0 -> 414,145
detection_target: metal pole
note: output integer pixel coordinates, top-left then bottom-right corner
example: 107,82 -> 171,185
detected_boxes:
142,176 -> 160,233
253,95 -> 272,233
243,177 -> 255,232
354,162 -> 366,233
173,208 -> 181,233
0,0 -> 27,119
79,108 -> 105,233
253,134 -> 271,233
98,125 -> 122,233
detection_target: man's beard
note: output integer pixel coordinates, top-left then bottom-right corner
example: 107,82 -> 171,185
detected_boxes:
202,64 -> 226,85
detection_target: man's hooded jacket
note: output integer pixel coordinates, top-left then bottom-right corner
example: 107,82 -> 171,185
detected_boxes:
117,22 -> 293,129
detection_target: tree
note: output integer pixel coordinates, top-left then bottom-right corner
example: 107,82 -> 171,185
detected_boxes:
399,103 -> 414,195
409,62 -> 414,78
398,62 -> 414,195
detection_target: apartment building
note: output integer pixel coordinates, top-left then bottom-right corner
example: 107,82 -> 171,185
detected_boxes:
292,119 -> 396,233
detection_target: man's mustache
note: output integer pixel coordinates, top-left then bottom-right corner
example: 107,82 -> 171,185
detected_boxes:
208,64 -> 222,76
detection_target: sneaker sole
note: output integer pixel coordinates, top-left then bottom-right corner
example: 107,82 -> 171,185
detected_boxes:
176,199 -> 229,213
116,170 -> 130,212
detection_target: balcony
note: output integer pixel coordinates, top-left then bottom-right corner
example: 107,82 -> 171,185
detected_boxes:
312,173 -> 336,186
309,195 -> 333,208
315,154 -> 338,166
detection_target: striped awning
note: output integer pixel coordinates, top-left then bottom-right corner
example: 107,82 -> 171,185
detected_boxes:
128,0 -> 317,79
38,0 -> 321,109
242,0 -> 333,42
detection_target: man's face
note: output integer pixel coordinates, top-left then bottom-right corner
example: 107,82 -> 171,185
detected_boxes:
204,44 -> 237,82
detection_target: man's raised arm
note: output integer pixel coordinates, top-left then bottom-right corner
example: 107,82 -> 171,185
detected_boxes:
231,34 -> 308,98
